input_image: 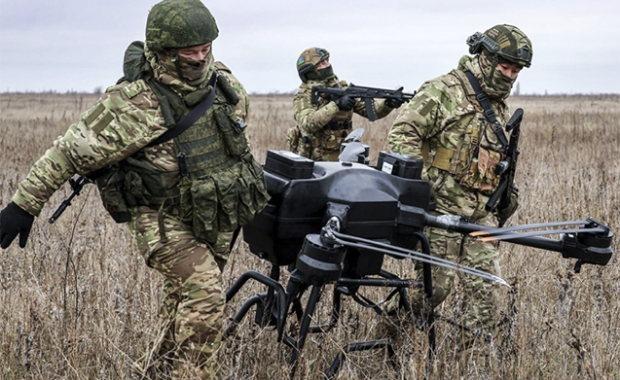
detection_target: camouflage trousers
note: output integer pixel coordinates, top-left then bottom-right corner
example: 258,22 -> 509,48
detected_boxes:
422,211 -> 500,328
129,206 -> 232,380
385,211 -> 501,340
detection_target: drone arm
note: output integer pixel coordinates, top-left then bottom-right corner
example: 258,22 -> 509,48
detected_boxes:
396,206 -> 613,267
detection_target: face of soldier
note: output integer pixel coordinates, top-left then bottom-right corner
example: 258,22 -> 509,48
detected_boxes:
175,42 -> 214,82
315,59 -> 331,70
178,43 -> 212,61
497,62 -> 522,79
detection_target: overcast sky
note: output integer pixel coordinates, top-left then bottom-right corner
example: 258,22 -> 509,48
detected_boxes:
1,0 -> 619,95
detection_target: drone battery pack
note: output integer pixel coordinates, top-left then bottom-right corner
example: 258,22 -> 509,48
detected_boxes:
376,151 -> 423,180
265,150 -> 314,180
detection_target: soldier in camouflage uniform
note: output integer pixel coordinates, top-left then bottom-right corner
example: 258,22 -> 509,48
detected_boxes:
289,47 -> 403,161
0,0 -> 269,379
386,25 -> 532,348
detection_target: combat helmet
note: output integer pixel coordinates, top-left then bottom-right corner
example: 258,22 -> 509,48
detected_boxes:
297,47 -> 332,82
466,24 -> 533,68
146,0 -> 219,51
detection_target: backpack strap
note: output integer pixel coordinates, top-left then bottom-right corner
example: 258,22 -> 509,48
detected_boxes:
464,71 -> 508,149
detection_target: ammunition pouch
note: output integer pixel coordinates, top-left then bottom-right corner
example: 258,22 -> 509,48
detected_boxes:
96,153 -> 183,224
429,145 -> 502,195
179,157 -> 270,244
215,105 -> 248,157
458,147 -> 502,194
320,128 -> 348,151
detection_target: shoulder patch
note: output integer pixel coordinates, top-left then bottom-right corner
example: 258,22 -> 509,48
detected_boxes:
440,73 -> 460,87
83,102 -> 106,126
419,96 -> 437,118
214,61 -> 232,73
82,101 -> 114,135
408,92 -> 438,118
121,80 -> 150,99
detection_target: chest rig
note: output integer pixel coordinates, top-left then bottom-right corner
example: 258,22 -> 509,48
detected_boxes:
422,70 -> 507,194
96,42 -> 269,245
325,107 -> 353,131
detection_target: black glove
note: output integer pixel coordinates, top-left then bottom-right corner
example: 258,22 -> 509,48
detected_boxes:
0,202 -> 35,249
334,94 -> 356,111
385,97 -> 405,109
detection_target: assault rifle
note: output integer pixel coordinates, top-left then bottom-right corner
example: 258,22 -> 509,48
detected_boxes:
486,107 -> 523,224
310,84 -> 415,121
48,165 -> 111,224
48,175 -> 93,224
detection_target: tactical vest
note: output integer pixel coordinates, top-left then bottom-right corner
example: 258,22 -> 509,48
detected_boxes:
421,70 -> 505,194
325,111 -> 353,131
320,108 -> 352,151
302,96 -> 353,160
96,42 -> 269,245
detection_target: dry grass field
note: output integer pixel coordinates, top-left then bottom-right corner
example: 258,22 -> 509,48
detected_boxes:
0,92 -> 619,380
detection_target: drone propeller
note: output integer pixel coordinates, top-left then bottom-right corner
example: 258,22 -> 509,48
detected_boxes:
469,219 -> 590,237
478,226 -> 608,242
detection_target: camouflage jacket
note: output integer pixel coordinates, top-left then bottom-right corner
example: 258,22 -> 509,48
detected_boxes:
388,55 -> 510,218
12,61 -> 250,217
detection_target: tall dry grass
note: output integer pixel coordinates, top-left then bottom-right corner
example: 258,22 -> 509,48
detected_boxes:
0,93 -> 618,379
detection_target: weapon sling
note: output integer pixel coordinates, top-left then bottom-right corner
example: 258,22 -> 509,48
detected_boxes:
464,71 -> 508,149
147,71 -> 218,147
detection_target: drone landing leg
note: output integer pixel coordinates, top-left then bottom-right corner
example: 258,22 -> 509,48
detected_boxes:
286,283 -> 324,380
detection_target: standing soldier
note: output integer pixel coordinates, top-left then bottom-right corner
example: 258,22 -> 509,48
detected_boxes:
387,25 -> 532,360
0,0 -> 269,379
289,47 -> 404,161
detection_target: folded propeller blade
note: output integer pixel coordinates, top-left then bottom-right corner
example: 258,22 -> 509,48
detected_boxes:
478,226 -> 607,242
470,220 -> 589,237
